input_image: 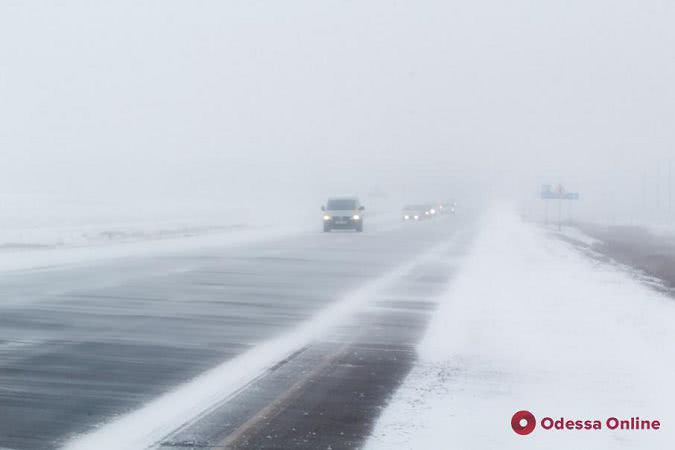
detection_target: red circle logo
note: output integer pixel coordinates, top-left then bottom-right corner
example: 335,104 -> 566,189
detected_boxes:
511,410 -> 536,435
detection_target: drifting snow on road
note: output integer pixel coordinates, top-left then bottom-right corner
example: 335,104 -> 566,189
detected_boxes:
59,225 -> 462,450
366,206 -> 675,450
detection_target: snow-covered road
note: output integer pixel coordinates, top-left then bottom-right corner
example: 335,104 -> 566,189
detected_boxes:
0,213 -> 472,450
366,206 -> 675,450
4,204 -> 674,450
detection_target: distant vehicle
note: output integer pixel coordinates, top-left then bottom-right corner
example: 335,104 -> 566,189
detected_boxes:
438,201 -> 456,215
402,204 -> 433,221
322,197 -> 365,232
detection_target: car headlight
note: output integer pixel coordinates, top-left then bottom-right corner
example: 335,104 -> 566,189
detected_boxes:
352,214 -> 361,220
323,215 -> 332,220
403,215 -> 410,220
414,215 -> 419,220
430,209 -> 436,214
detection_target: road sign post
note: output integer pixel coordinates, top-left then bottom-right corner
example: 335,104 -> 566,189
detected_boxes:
540,184 -> 580,230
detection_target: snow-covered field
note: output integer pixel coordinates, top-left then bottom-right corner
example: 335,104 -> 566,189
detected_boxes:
643,224 -> 675,241
0,193 -> 402,272
0,193 -> 275,249
366,205 -> 675,450
0,193 -> 309,272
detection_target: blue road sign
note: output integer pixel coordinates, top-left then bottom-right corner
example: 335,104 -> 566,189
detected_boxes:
541,192 -> 580,200
540,184 -> 579,200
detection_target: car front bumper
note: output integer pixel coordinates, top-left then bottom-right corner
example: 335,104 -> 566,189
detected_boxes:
325,217 -> 360,228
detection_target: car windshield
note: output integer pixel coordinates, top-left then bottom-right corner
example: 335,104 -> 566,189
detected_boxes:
327,199 -> 357,210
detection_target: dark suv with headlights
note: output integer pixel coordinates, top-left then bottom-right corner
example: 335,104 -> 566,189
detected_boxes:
321,197 -> 365,232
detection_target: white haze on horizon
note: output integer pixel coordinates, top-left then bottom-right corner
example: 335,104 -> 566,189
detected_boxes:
1,0 -> 674,225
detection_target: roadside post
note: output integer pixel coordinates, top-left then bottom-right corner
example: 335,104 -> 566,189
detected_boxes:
540,184 -> 580,230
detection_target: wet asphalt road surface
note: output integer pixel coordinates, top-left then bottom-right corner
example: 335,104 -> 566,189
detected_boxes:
159,241 -> 468,450
0,215 -> 474,450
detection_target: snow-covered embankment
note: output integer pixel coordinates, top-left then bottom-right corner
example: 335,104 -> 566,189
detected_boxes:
366,205 -> 675,450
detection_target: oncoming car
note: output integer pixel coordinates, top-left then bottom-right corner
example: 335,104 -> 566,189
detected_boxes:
438,201 -> 456,214
322,197 -> 365,232
402,204 -> 434,221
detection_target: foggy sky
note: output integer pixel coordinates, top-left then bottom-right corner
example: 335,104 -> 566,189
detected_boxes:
1,1 -> 674,221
